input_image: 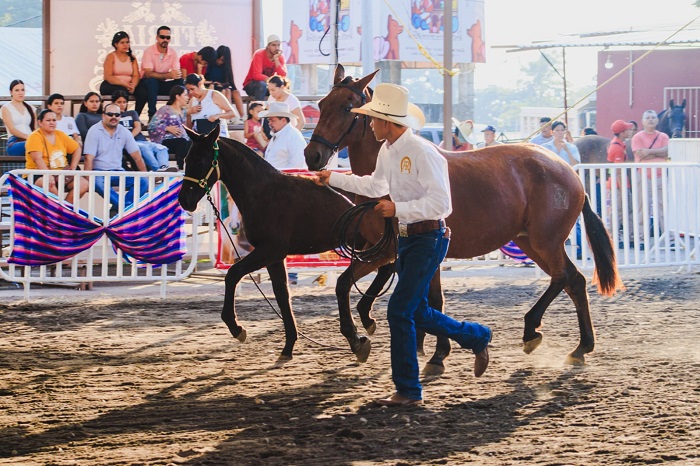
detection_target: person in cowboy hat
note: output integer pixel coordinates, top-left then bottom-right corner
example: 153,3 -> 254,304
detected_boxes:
441,117 -> 477,151
313,83 -> 492,407
259,101 -> 307,170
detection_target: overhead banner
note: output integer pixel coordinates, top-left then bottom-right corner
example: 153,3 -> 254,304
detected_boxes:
49,0 -> 252,96
281,0 -> 485,65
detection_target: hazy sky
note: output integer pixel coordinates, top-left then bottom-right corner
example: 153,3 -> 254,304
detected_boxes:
263,0 -> 700,91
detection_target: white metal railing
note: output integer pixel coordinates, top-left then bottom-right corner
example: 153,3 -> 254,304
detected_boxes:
573,162 -> 699,270
0,170 -> 203,300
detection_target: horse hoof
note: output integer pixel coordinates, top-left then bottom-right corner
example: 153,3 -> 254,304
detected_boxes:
523,333 -> 543,354
355,337 -> 372,363
364,320 -> 377,336
422,363 -> 445,378
235,328 -> 247,343
565,352 -> 586,366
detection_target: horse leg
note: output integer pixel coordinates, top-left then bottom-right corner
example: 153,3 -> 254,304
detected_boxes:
221,249 -> 272,343
513,238 -> 567,355
422,269 -> 453,377
356,262 -> 395,336
266,260 -> 298,360
562,259 -> 595,365
336,260 -> 387,363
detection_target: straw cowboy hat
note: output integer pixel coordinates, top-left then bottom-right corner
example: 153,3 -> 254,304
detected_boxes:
351,83 -> 425,131
451,117 -> 477,145
259,101 -> 297,120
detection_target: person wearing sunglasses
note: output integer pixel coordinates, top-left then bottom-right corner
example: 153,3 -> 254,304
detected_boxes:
83,103 -> 149,215
136,25 -> 184,121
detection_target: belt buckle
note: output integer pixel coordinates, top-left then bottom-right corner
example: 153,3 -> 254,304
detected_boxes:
399,223 -> 408,237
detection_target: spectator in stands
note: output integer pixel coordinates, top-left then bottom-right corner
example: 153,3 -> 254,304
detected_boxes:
607,119 -> 634,243
242,34 -> 287,101
259,101 -> 307,169
46,93 -> 81,145
99,31 -> 147,107
542,120 -> 580,166
243,101 -> 267,157
581,127 -> 598,136
631,110 -> 673,248
136,26 -> 183,120
1,79 -> 36,156
476,125 -> 503,148
112,90 -> 171,172
83,103 -> 149,213
148,85 -> 191,170
185,73 -> 237,138
530,117 -> 553,145
25,109 -> 87,199
267,75 -> 305,131
75,92 -> 104,142
205,45 -> 245,118
180,46 -> 216,77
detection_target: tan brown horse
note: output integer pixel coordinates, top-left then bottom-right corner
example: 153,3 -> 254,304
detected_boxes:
305,64 -> 623,367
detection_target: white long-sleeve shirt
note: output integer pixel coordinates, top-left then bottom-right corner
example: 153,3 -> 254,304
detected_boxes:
328,129 -> 452,224
264,123 -> 308,170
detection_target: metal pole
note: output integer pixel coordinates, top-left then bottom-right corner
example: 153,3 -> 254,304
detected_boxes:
443,0 -> 453,150
361,0 -> 374,77
563,47 -> 569,127
43,0 -> 50,95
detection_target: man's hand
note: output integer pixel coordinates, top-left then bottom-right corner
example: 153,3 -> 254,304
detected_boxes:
313,170 -> 331,186
374,199 -> 396,218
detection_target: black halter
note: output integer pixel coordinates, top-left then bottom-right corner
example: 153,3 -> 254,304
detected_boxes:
309,83 -> 369,152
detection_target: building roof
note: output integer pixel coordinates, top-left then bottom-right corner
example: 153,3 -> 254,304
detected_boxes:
0,28 -> 42,97
495,24 -> 700,52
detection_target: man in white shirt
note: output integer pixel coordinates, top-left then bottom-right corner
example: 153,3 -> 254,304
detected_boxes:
259,101 -> 307,169
314,84 -> 491,407
476,124 -> 503,148
530,117 -> 553,145
47,93 -> 81,145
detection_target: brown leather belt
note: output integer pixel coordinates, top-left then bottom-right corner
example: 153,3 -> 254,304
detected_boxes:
398,219 -> 446,237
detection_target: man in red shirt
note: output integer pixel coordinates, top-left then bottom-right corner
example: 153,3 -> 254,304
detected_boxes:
607,119 -> 634,245
180,46 -> 217,76
242,34 -> 287,101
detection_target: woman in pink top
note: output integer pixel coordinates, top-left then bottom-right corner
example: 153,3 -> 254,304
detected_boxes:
99,31 -> 147,105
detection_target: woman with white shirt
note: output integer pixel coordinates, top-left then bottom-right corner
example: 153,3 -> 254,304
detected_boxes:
266,75 -> 306,131
1,79 -> 36,156
185,73 -> 237,138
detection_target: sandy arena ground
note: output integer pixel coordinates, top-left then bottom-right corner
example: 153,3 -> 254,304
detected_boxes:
1,264 -> 699,465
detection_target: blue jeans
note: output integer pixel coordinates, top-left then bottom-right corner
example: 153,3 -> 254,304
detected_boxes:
136,78 -> 184,119
6,136 -> 26,156
389,228 -> 491,400
93,172 -> 149,209
136,141 -> 170,170
243,80 -> 268,101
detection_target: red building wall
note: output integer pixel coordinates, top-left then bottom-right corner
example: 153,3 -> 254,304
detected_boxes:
596,49 -> 700,138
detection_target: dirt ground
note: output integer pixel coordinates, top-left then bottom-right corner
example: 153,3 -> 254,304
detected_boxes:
1,265 -> 699,465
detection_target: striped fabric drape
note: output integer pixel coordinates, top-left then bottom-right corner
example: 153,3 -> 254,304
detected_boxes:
7,174 -> 186,266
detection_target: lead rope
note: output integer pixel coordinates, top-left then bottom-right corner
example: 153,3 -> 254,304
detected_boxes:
194,148 -> 346,351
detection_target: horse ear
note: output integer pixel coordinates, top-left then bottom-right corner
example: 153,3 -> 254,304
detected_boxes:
205,121 -> 220,143
355,69 -> 380,93
333,64 -> 346,85
184,125 -> 200,141
681,98 -> 687,108
670,99 -> 675,108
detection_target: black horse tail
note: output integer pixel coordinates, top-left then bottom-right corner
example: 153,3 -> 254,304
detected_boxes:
581,196 -> 624,296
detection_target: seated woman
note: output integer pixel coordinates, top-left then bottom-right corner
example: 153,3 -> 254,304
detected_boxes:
266,75 -> 306,131
148,86 -> 191,170
75,92 -> 103,142
185,73 -> 237,138
25,109 -> 87,200
1,79 -> 36,156
204,45 -> 245,119
112,90 -> 170,171
99,31 -> 147,106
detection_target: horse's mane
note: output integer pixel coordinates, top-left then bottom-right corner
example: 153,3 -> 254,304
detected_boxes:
219,137 -> 283,180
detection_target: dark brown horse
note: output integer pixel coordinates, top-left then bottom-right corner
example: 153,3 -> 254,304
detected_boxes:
305,64 -> 623,366
178,126 -> 381,361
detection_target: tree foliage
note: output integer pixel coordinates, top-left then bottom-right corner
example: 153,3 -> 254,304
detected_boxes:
0,0 -> 41,28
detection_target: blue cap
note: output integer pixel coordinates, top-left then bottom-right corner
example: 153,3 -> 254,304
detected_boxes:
482,125 -> 497,132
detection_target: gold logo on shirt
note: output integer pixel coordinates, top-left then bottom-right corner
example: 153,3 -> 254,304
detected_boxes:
400,156 -> 412,173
